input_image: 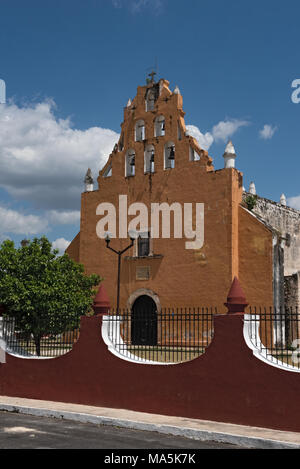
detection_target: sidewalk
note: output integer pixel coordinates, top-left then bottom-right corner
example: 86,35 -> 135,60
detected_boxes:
0,395 -> 299,449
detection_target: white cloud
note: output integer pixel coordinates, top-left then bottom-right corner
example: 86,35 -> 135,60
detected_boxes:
0,99 -> 250,218
287,196 -> 300,211
0,100 -> 119,210
185,125 -> 214,151
211,119 -> 249,142
0,205 -> 48,235
52,237 -> 70,255
131,0 -> 162,12
47,210 -> 80,225
259,124 -> 277,140
0,204 -> 80,239
185,118 -> 249,151
111,0 -> 163,12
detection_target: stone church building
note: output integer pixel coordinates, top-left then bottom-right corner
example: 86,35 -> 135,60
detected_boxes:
66,76 -> 300,314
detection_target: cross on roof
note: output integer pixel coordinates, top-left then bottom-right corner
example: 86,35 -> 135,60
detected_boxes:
148,70 -> 156,82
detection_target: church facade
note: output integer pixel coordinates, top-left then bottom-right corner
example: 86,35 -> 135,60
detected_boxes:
66,76 -> 286,313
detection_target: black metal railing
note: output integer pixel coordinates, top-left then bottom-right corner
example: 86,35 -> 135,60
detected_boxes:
103,308 -> 215,364
0,316 -> 80,358
245,307 -> 300,369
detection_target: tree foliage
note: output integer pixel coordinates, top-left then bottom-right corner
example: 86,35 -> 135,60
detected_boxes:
0,236 -> 101,355
245,194 -> 258,211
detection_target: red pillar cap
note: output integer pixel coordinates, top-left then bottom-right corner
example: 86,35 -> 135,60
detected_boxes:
224,276 -> 248,314
92,284 -> 110,315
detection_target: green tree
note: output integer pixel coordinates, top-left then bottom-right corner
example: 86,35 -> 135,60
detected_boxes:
0,236 -> 101,355
245,194 -> 258,211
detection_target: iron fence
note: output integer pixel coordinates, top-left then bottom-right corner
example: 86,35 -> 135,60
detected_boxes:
4,305 -> 298,367
0,316 -> 80,358
244,307 -> 300,369
103,308 -> 215,364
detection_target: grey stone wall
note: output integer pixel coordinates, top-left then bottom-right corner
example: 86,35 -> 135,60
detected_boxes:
284,273 -> 300,345
284,273 -> 299,310
243,193 -> 300,276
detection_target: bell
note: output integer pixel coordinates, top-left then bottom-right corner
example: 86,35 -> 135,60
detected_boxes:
150,151 -> 155,163
168,146 -> 175,160
130,156 -> 135,166
161,122 -> 165,131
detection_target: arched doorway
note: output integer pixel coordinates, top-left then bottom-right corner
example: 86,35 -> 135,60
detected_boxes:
131,295 -> 157,346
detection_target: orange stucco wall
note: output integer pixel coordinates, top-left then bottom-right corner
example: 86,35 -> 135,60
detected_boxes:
66,78 -> 274,311
77,168 -> 242,312
238,206 -> 273,307
66,232 -> 80,263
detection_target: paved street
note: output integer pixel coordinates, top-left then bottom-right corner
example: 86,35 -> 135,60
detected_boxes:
0,411 -> 241,449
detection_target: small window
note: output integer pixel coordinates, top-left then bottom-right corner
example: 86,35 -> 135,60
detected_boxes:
154,115 -> 165,137
189,147 -> 194,161
135,120 -> 145,142
164,142 -> 175,169
146,90 -> 155,111
103,164 -> 112,178
144,144 -> 155,173
138,233 -> 150,257
125,150 -> 135,177
189,146 -> 200,161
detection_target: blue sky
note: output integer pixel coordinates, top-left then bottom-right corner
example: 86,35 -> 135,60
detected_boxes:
0,0 -> 300,251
